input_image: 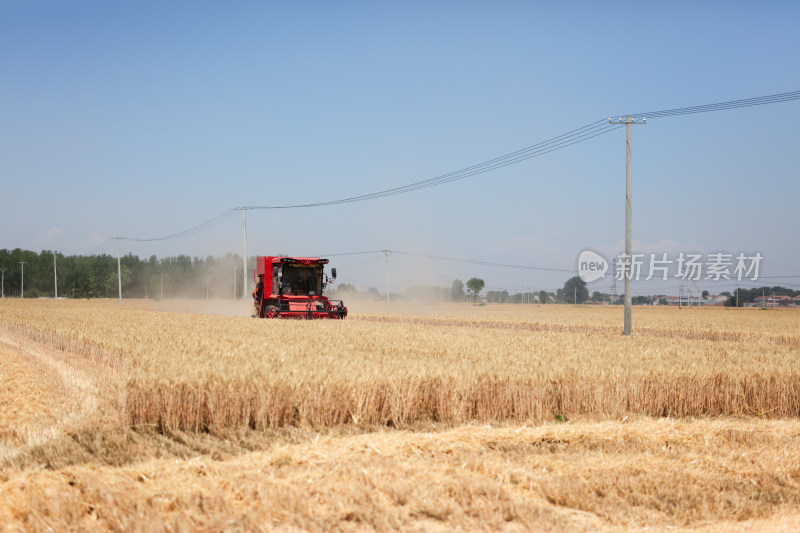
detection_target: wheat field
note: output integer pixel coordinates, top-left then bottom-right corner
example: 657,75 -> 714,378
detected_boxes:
1,298 -> 799,531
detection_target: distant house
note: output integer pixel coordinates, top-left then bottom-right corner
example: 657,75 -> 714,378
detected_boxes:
661,295 -> 704,307
700,296 -> 727,307
753,295 -> 794,308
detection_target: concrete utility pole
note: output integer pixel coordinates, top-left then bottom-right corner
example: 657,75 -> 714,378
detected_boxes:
608,115 -> 646,336
116,238 -> 122,302
19,262 -> 26,298
53,252 -> 58,299
1,268 -> 5,298
384,250 -> 391,312
242,208 -> 248,301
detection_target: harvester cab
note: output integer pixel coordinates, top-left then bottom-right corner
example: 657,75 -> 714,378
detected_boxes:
253,256 -> 347,319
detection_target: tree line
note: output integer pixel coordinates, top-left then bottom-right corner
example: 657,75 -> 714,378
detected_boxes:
5,248 -> 792,305
721,287 -> 799,307
0,248 -> 246,299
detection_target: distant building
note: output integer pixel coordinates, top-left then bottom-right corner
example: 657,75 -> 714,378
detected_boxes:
752,295 -> 795,308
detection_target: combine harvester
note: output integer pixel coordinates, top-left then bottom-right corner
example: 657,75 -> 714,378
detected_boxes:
252,256 -> 347,319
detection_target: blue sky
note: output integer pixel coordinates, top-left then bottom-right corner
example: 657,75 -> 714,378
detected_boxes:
2,1 -> 799,294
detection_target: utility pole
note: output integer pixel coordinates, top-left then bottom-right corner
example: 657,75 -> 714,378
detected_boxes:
53,251 -> 58,299
19,262 -> 26,298
1,268 -> 5,298
609,115 -> 646,336
384,250 -> 391,312
611,274 -> 616,305
161,271 -> 164,300
736,285 -> 739,308
242,207 -> 248,301
116,238 -> 122,303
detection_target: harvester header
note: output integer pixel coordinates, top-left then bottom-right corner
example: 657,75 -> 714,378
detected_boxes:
252,256 -> 347,319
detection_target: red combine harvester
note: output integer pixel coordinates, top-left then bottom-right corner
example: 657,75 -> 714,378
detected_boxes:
252,256 -> 347,319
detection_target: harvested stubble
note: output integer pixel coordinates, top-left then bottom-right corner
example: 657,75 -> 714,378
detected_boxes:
2,418 -> 800,532
1,300 -> 798,433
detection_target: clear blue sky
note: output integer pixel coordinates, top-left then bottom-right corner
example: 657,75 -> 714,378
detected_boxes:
2,1 -> 799,294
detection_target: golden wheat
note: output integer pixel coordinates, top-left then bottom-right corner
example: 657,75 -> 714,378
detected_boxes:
1,299 -> 798,432
2,299 -> 800,531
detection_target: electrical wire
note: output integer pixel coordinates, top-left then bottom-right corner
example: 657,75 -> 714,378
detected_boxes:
391,251 -> 573,273
321,250 -> 387,257
628,90 -> 800,119
319,250 -> 797,292
118,209 -> 239,242
243,91 -> 800,210
321,250 -> 573,273
242,121 -> 621,209
85,238 -> 116,256
104,89 -> 800,242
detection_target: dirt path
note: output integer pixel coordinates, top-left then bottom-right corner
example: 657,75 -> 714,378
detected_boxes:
0,324 -> 118,464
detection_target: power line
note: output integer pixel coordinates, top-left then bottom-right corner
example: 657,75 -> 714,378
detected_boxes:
85,238 -> 116,256
85,209 -> 239,260
242,121 -> 622,209
97,209 -> 240,247
244,91 -> 800,211
628,90 -> 800,119
103,89 -> 800,242
392,250 -> 573,273
121,209 -> 239,242
322,250 -> 387,257
322,250 -> 572,273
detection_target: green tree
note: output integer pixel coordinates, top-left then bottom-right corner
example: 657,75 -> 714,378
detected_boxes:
486,290 -> 508,303
451,279 -> 465,302
466,278 -> 485,301
561,276 -> 589,304
538,290 -> 549,304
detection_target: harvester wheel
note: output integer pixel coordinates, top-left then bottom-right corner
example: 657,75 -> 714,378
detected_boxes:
265,305 -> 279,318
